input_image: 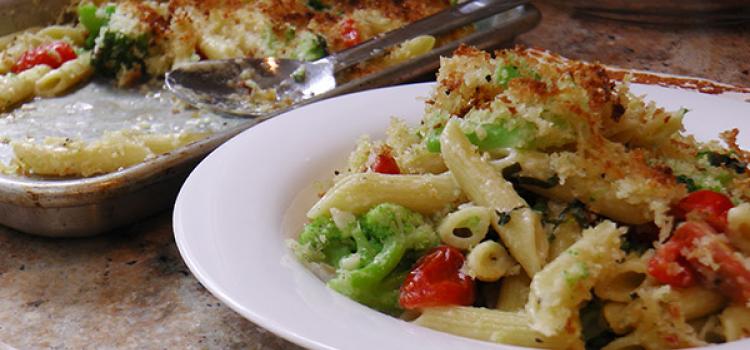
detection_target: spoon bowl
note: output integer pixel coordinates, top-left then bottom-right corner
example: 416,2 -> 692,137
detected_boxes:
166,57 -> 335,116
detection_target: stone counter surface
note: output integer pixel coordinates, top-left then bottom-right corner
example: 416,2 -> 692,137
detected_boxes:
1,2 -> 748,349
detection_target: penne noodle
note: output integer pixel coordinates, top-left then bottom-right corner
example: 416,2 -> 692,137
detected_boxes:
0,65 -> 51,111
464,240 -> 515,282
415,307 -> 583,349
594,254 -> 647,303
496,272 -> 531,312
437,205 -> 491,250
440,120 -> 548,276
720,304 -> 750,342
306,172 -> 462,218
35,52 -> 93,97
37,25 -> 86,46
440,119 -> 526,212
497,207 -> 549,277
527,220 -> 625,336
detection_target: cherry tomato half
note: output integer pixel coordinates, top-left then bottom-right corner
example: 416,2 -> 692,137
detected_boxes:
399,245 -> 475,309
371,147 -> 400,174
649,221 -> 750,303
12,41 -> 78,74
340,19 -> 361,48
647,239 -> 697,288
673,190 -> 733,232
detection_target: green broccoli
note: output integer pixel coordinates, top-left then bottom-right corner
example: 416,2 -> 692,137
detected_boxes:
298,216 -> 357,267
91,30 -> 149,80
77,3 -> 116,49
295,203 -> 439,314
295,32 -> 328,61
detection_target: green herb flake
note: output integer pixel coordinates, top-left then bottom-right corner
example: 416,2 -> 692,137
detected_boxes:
496,210 -> 512,226
563,261 -> 589,286
675,174 -> 699,192
307,0 -> 329,11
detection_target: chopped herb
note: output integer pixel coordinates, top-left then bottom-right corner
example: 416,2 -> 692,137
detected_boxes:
284,27 -> 296,41
561,200 -> 594,227
563,261 -> 589,286
501,162 -> 522,179
701,151 -> 747,174
675,174 -> 699,192
307,0 -> 329,11
496,210 -> 512,226
514,175 -> 559,189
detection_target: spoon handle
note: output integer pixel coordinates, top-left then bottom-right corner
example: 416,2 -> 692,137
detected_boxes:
329,0 -> 527,72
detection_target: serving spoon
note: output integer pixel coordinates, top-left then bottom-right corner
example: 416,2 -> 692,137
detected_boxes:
165,0 -> 526,117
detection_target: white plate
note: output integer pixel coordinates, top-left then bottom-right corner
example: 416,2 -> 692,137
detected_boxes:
173,82 -> 750,350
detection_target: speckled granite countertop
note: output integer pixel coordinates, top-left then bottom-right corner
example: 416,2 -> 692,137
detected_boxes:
1,2 -> 748,349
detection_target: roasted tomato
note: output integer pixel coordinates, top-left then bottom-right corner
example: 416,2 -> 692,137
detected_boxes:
399,245 -> 474,309
649,221 -> 750,303
647,238 -> 698,288
673,190 -> 733,232
340,18 -> 361,48
371,147 -> 400,174
12,41 -> 77,73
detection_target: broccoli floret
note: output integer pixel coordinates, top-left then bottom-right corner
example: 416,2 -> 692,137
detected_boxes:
296,203 -> 438,314
298,216 -> 357,267
77,3 -> 116,49
91,30 -> 149,80
295,32 -> 327,61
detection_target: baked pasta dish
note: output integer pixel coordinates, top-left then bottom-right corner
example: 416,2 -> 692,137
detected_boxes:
0,0 -> 453,177
292,46 -> 750,349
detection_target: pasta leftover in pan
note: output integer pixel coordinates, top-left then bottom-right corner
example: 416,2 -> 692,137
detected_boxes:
0,0 -> 454,177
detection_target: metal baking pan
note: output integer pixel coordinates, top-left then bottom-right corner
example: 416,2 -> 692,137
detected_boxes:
0,3 -> 540,237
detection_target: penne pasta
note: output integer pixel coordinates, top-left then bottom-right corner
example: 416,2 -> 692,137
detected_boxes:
497,208 -> 549,277
437,205 -> 491,250
728,203 -> 750,255
547,219 -> 582,261
0,65 -> 51,111
496,273 -> 531,312
415,307 -> 583,349
35,51 -> 93,97
439,119 -> 526,212
306,172 -> 462,218
674,287 -> 727,321
594,254 -> 647,303
527,220 -> 625,336
464,240 -> 515,282
440,120 -> 548,276
720,304 -> 750,341
37,25 -> 86,46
